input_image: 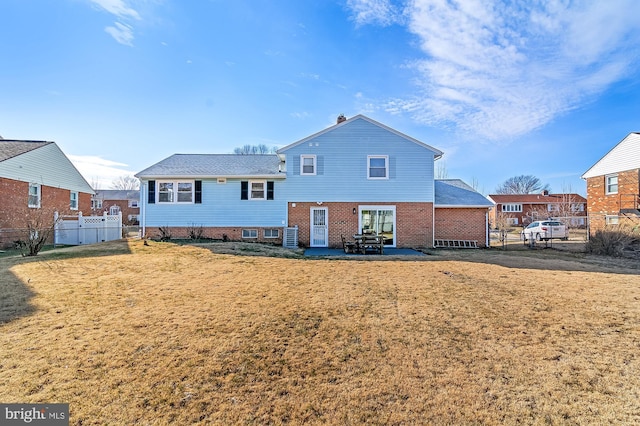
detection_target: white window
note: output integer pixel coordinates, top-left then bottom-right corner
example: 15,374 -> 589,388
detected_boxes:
571,203 -> 584,212
606,215 -> 619,225
242,229 -> 258,239
70,191 -> 78,210
547,203 -> 559,212
91,198 -> 103,209
28,183 -> 41,208
264,229 -> 279,239
158,181 -> 194,203
606,175 -> 618,194
300,155 -> 316,175
250,181 -> 266,200
502,204 -> 522,212
110,205 -> 120,215
367,156 -> 388,179
129,200 -> 139,208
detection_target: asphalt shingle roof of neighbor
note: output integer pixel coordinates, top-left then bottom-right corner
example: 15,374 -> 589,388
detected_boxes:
135,154 -> 284,178
94,189 -> 140,200
435,179 -> 494,207
0,140 -> 52,162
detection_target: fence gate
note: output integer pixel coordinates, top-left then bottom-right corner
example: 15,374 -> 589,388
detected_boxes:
54,211 -> 123,246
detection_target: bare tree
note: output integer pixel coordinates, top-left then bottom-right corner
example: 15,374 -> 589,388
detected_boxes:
12,194 -> 67,256
233,144 -> 277,155
495,175 -> 550,194
435,161 -> 448,179
111,175 -> 140,190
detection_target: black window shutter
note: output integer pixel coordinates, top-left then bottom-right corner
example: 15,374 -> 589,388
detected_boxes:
195,180 -> 202,204
148,180 -> 155,204
267,181 -> 274,200
241,181 -> 248,200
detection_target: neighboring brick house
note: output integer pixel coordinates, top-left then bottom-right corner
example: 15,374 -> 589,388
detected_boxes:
136,115 -> 494,248
581,132 -> 640,231
0,140 -> 94,247
487,192 -> 587,228
92,190 -> 140,225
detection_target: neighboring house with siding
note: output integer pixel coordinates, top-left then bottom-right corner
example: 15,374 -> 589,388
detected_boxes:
0,140 -> 94,247
487,192 -> 587,228
581,132 -> 640,231
136,115 -> 493,248
92,190 -> 140,225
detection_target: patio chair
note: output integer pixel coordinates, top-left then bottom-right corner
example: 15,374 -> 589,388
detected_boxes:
341,235 -> 357,254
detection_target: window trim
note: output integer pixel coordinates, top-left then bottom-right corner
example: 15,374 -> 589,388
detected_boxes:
606,174 -> 618,195
28,183 -> 41,208
242,229 -> 258,239
129,200 -> 139,208
605,215 -> 619,225
109,205 -> 121,215
300,155 -> 317,176
157,180 -> 195,204
502,203 -> 522,213
264,229 -> 280,239
70,191 -> 79,210
249,180 -> 266,200
367,155 -> 389,180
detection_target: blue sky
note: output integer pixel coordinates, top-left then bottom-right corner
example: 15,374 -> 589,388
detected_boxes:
1,0 -> 639,195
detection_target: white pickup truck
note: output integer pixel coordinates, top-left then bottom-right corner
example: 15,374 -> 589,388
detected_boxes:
521,220 -> 569,241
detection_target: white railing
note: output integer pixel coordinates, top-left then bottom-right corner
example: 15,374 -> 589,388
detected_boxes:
54,211 -> 123,246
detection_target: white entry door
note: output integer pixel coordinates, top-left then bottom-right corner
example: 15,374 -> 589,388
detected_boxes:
310,207 -> 328,247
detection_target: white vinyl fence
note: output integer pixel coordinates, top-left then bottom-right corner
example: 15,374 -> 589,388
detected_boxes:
54,211 -> 123,246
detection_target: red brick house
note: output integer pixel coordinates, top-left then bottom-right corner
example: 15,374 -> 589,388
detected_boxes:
92,190 -> 140,225
487,192 -> 587,228
0,140 -> 94,247
581,132 -> 640,231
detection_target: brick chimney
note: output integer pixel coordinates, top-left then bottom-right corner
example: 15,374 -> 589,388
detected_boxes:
337,114 -> 346,124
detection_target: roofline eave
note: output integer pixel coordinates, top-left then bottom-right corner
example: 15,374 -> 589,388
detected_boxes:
135,174 -> 287,180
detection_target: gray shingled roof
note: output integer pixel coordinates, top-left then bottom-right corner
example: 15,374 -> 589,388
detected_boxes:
94,189 -> 140,201
435,179 -> 494,207
0,140 -> 52,162
135,154 -> 284,178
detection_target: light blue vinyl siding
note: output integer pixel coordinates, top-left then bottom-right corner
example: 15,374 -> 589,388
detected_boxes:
142,179 -> 287,227
280,118 -> 437,202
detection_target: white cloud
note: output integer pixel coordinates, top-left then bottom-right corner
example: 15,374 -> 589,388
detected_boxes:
68,155 -> 135,189
346,0 -> 403,27
105,22 -> 134,46
89,0 -> 140,20
349,0 -> 640,140
87,0 -> 140,46
290,112 -> 311,119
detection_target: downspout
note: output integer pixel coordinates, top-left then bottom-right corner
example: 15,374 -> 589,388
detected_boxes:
484,210 -> 488,247
141,181 -> 146,238
432,204 -> 436,248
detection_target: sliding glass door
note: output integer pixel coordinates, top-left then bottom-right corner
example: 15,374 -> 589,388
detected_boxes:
359,206 -> 395,246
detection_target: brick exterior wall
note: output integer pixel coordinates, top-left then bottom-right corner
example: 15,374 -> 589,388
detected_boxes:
143,226 -> 283,245
435,208 -> 488,247
287,202 -> 434,248
0,177 -> 92,247
489,200 -> 587,228
586,169 -> 640,231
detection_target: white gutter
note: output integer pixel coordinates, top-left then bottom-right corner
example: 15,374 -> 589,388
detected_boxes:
140,181 -> 146,239
486,211 -> 489,247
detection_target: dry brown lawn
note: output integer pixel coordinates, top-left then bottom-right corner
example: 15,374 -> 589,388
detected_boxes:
1,240 -> 639,425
